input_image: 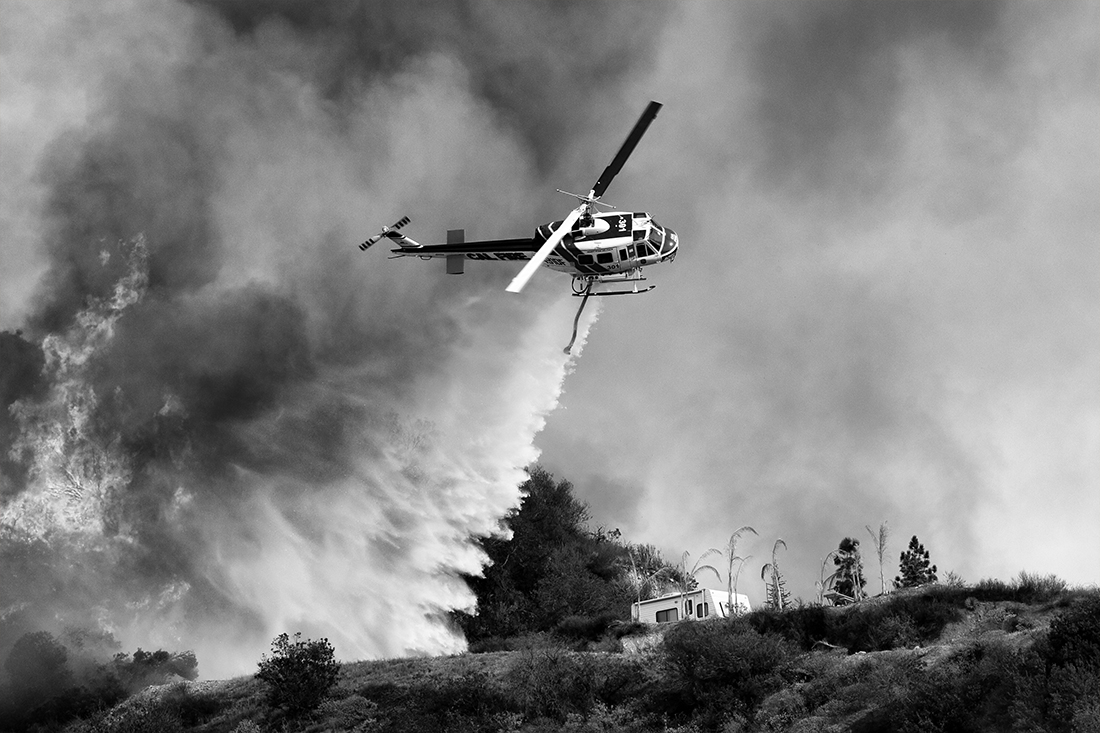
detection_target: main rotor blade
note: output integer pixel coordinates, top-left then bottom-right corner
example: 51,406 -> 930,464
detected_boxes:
505,207 -> 583,294
591,100 -> 662,199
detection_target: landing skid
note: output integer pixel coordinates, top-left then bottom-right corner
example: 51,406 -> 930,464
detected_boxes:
571,273 -> 654,297
578,284 -> 656,297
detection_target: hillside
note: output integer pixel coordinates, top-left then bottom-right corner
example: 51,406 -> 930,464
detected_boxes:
56,583 -> 1099,733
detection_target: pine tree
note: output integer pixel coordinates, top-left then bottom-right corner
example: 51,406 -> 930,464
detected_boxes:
894,535 -> 938,588
832,537 -> 866,602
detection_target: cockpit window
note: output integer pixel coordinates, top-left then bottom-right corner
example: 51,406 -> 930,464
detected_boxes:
660,228 -> 677,254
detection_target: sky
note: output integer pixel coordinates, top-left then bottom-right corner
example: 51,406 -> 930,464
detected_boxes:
535,1 -> 1100,601
0,0 -> 1097,676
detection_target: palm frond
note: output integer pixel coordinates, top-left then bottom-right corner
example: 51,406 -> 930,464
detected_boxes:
694,563 -> 722,584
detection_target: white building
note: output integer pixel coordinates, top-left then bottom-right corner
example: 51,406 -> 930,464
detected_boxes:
631,588 -> 751,624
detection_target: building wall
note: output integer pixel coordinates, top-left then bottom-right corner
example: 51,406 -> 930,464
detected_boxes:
631,589 -> 752,623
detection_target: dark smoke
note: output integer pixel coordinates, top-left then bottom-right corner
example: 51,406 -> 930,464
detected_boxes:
0,0 -> 666,676
196,0 -> 672,173
0,332 -> 46,498
31,117 -> 219,334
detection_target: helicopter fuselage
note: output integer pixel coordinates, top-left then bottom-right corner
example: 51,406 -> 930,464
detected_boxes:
388,209 -> 677,286
536,210 -> 677,277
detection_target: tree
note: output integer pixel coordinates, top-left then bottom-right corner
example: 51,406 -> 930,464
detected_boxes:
4,631 -> 72,709
455,467 -> 645,639
832,537 -> 866,603
255,633 -> 339,717
722,525 -> 757,617
865,522 -> 890,596
760,539 -> 791,611
627,544 -> 677,612
894,535 -> 938,588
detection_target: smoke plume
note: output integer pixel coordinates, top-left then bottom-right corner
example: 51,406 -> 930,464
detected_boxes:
0,0 -> 666,677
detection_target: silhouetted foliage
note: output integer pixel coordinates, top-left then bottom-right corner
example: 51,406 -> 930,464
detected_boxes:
1047,593 -> 1100,668
660,619 -> 797,726
113,648 -> 198,691
745,606 -> 830,650
361,669 -> 516,732
0,629 -> 200,733
455,467 -> 661,643
71,683 -> 221,732
882,620 -> 1100,733
4,630 -> 72,704
255,633 -> 339,717
895,535 -> 938,588
832,537 -> 866,601
740,587 -> 964,653
554,613 -> 619,643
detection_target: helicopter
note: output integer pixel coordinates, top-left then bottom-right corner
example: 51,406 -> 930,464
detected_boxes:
359,101 -> 676,352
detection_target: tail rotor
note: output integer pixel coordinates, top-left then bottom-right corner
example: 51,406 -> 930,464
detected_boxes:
360,216 -> 411,251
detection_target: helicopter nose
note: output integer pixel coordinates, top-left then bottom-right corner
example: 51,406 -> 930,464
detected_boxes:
662,228 -> 678,259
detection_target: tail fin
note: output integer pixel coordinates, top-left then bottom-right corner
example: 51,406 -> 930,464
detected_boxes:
359,216 -> 413,251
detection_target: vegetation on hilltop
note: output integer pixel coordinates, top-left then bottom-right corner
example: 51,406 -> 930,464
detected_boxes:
2,467 -> 1096,732
21,583 -> 1097,733
452,467 -> 686,649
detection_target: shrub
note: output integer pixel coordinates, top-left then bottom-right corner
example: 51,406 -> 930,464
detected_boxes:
467,632 -> 556,653
798,652 -> 919,721
254,632 -> 339,717
888,659 -> 985,732
745,607 -> 828,650
112,649 -> 198,692
0,632 -> 205,732
426,669 -> 515,725
158,682 -> 221,727
316,693 -> 379,730
359,670 -> 517,732
72,697 -> 186,733
755,688 -> 808,731
231,721 -> 263,733
828,590 -> 962,651
508,648 -> 600,723
660,620 -> 797,725
607,620 -> 649,639
503,649 -> 659,724
969,573 -> 1071,605
555,614 -> 618,642
1015,571 -> 1068,603
67,683 -> 221,733
972,577 -> 1015,601
743,591 -> 958,654
1046,592 -> 1100,670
